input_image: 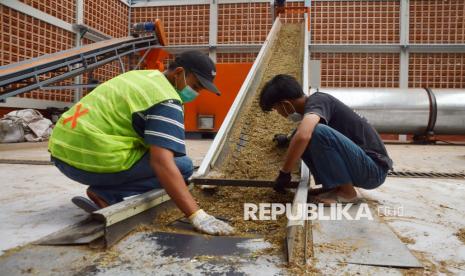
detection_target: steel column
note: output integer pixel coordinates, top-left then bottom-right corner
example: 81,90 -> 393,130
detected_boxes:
399,0 -> 410,89
128,0 -> 132,36
398,0 -> 410,140
74,0 -> 84,103
209,0 -> 218,62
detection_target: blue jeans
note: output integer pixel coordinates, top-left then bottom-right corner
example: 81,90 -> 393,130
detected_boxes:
52,152 -> 194,205
302,124 -> 388,190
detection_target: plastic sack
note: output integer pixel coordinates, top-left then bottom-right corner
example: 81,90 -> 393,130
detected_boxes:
0,109 -> 53,143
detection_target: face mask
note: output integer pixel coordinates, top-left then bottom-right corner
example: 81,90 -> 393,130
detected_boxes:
179,86 -> 199,103
175,71 -> 199,103
288,112 -> 303,122
281,101 -> 302,122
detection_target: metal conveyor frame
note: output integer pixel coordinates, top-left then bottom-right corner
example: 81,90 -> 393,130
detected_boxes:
0,36 -> 162,101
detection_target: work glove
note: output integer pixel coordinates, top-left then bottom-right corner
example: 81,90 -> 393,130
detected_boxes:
189,209 -> 235,235
273,133 -> 290,148
274,170 -> 291,194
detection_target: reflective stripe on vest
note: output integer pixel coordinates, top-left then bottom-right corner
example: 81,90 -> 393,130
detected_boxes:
49,70 -> 182,173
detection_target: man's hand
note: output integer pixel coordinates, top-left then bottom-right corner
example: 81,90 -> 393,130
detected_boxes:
274,170 -> 291,193
273,134 -> 290,148
189,209 -> 235,235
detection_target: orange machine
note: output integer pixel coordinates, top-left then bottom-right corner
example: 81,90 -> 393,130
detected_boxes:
274,2 -> 311,31
143,49 -> 252,133
183,63 -> 252,133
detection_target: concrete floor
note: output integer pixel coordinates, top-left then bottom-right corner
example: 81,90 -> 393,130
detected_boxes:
0,140 -> 212,167
0,140 -> 212,255
0,141 -> 464,275
386,143 -> 465,173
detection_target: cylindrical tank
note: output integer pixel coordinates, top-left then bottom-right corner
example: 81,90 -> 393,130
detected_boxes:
310,88 -> 465,135
434,89 -> 465,134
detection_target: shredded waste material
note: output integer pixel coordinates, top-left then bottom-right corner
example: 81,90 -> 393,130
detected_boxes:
96,248 -> 122,268
138,186 -> 294,255
400,236 -> 416,245
134,23 -> 314,273
315,241 -> 357,255
200,22 -> 305,253
402,250 -> 453,276
213,23 -> 304,180
455,228 -> 465,244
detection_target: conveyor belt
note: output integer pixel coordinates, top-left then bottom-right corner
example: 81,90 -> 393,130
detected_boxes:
0,35 -> 161,101
193,16 -> 311,264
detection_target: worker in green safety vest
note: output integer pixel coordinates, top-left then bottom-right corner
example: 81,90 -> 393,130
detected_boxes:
49,51 -> 234,236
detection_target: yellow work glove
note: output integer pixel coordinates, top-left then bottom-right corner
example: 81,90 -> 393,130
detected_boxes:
188,209 -> 235,235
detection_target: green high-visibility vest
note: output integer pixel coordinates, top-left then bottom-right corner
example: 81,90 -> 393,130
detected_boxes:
49,70 -> 182,173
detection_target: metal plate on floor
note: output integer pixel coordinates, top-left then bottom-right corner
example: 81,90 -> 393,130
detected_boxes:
312,205 -> 422,268
34,218 -> 104,245
147,231 -> 268,258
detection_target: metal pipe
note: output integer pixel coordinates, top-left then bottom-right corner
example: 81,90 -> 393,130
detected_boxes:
434,89 -> 465,135
310,88 -> 465,135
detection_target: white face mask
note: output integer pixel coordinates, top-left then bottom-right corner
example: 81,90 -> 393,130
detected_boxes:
281,101 -> 302,122
287,112 -> 303,122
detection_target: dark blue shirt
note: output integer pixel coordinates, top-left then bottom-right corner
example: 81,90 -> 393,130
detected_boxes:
132,99 -> 186,156
304,92 -> 393,170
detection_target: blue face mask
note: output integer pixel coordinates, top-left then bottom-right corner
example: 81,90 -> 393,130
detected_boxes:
176,72 -> 199,103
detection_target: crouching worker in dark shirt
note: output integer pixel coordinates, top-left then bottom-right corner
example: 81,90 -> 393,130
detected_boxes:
259,74 -> 393,204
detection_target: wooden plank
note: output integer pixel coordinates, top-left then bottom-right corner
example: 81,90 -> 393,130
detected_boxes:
0,159 -> 53,165
304,219 -> 313,260
192,178 -> 299,188
286,162 -> 310,264
287,17 -> 311,265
